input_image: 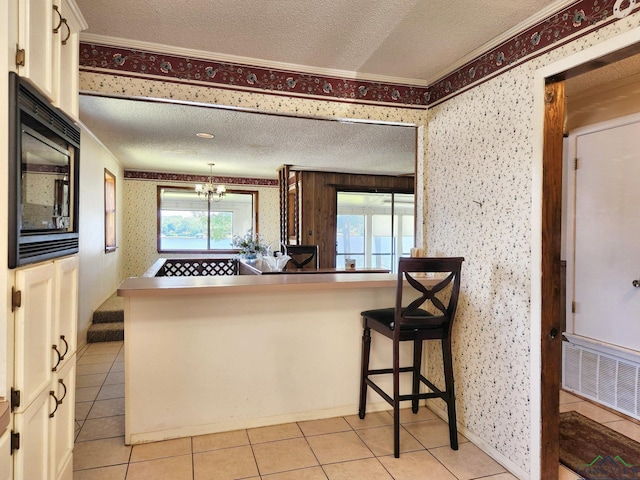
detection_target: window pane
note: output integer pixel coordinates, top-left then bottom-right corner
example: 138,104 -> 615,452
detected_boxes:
336,214 -> 365,255
336,191 -> 414,272
209,211 -> 232,249
158,187 -> 257,252
160,209 -> 208,250
104,169 -> 116,252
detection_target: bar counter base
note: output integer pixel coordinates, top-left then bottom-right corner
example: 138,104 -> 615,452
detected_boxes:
120,274 -> 419,445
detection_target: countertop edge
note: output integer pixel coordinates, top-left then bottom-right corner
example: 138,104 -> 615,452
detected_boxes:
118,272 -> 398,297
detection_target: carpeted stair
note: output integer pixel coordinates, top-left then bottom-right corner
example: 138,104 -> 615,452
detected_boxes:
87,293 -> 124,343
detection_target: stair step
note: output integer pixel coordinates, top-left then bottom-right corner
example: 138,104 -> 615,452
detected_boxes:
87,322 -> 124,343
93,294 -> 124,324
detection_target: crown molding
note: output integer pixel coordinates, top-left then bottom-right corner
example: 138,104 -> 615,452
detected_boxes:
66,0 -> 89,30
80,33 -> 429,87
426,0 -> 578,84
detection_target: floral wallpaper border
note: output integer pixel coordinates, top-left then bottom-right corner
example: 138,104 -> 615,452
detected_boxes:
79,43 -> 430,108
78,0 -> 638,108
428,0 -> 640,105
124,170 -> 279,186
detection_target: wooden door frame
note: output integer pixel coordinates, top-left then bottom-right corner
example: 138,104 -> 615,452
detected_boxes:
537,31 -> 640,477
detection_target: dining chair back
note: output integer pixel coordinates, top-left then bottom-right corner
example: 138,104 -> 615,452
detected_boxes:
283,245 -> 319,270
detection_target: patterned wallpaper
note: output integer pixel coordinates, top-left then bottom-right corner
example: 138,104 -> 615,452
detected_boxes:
122,178 -> 280,278
79,7 -> 640,474
424,10 -> 640,476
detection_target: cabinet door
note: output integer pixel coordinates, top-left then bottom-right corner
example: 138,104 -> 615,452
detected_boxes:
55,0 -> 83,117
49,356 -> 75,480
53,256 -> 78,371
18,0 -> 56,100
0,428 -> 13,480
14,262 -> 55,412
13,388 -> 52,480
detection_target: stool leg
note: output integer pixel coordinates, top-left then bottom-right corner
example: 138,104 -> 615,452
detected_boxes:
393,336 -> 401,458
412,340 -> 423,414
442,336 -> 458,450
358,325 -> 371,419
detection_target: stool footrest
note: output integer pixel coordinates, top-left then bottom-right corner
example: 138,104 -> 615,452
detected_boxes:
364,376 -> 449,405
367,367 -> 414,375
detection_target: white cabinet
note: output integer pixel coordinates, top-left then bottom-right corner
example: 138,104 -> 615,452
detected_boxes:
12,388 -> 52,480
11,257 -> 78,480
17,0 -> 56,100
13,262 -> 55,412
52,256 -> 78,374
49,358 -> 75,480
55,0 -> 85,117
16,0 -> 87,117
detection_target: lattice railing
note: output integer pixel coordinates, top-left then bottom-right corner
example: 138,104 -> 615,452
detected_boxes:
157,259 -> 238,277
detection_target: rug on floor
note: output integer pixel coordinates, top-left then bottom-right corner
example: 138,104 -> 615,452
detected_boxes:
559,410 -> 640,480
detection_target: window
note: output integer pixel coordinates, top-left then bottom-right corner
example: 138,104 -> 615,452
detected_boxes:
157,186 -> 258,252
336,192 -> 414,272
104,169 -> 116,253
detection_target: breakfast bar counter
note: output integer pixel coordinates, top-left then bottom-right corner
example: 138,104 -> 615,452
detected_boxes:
117,273 -> 420,445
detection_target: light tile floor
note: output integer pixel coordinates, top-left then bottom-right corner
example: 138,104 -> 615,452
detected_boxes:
72,341 -> 640,479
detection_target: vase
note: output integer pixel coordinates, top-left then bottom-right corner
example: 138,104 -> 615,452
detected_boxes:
242,253 -> 258,264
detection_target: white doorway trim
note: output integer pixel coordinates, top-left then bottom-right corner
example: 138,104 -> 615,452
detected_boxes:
532,25 -> 640,479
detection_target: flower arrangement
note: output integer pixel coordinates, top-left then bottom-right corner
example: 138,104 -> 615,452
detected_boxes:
231,230 -> 269,259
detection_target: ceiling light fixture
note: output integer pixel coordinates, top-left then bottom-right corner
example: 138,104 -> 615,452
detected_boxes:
195,163 -> 226,201
196,132 -> 214,138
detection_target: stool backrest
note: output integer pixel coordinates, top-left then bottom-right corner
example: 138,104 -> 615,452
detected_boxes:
396,257 -> 464,328
284,245 -> 319,270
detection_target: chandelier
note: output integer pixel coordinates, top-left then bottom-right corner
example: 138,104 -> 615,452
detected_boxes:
195,163 -> 226,201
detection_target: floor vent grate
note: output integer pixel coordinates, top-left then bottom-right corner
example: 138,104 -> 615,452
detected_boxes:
562,340 -> 639,420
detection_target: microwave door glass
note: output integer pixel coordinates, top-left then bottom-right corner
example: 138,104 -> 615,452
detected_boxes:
21,129 -> 72,232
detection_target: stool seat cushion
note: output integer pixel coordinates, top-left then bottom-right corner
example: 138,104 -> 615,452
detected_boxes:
361,307 -> 447,330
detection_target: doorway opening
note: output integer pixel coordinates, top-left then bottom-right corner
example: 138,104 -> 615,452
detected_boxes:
539,35 -> 640,477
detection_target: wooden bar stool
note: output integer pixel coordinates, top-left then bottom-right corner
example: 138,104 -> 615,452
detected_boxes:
358,256 -> 464,457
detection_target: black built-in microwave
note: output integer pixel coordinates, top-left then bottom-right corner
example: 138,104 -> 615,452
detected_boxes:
8,72 -> 80,268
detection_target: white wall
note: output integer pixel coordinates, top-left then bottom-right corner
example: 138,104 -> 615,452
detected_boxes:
76,127 -> 124,347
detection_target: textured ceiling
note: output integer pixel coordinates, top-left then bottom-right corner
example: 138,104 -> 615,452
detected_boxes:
76,0 -> 572,178
79,95 -> 417,179
76,0 -> 559,84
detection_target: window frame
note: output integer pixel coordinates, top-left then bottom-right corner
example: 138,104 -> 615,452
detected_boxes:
156,185 -> 259,254
104,168 -> 117,253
